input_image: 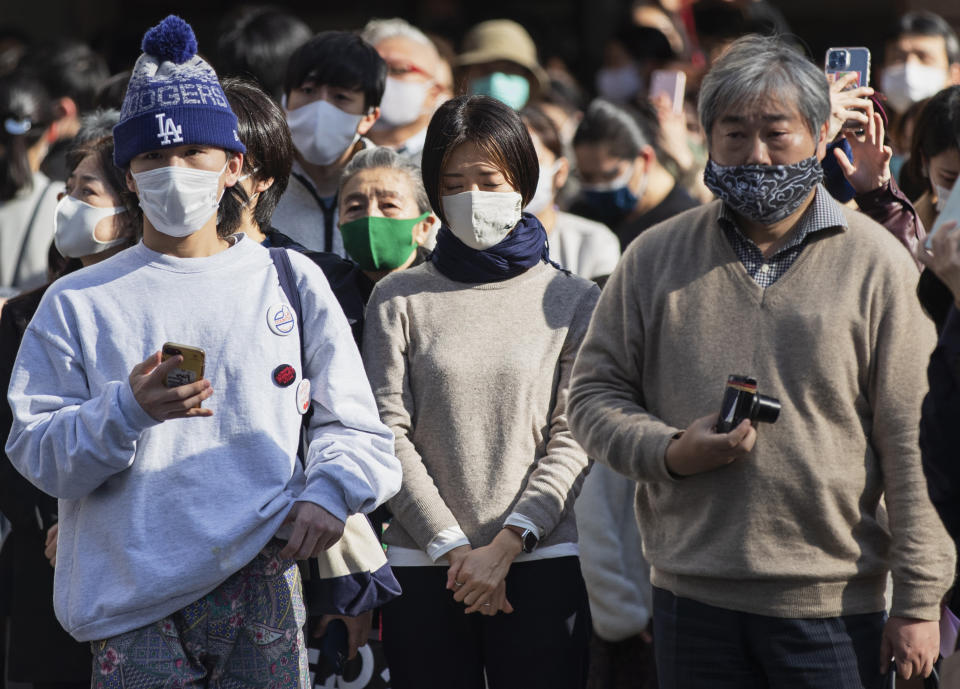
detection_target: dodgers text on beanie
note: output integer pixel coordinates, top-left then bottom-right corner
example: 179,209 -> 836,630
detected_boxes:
113,15 -> 245,168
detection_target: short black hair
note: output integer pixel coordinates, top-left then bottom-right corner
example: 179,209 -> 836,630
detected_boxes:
283,31 -> 386,110
888,11 -> 960,66
421,95 -> 539,224
573,98 -> 656,160
20,40 -> 108,112
0,71 -> 55,201
219,77 -> 294,237
217,6 -> 312,103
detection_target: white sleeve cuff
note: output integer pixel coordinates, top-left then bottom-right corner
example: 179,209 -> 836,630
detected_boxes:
426,527 -> 471,562
504,513 -> 542,538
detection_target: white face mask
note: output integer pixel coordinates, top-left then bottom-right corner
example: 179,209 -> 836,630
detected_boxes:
934,183 -> 952,213
132,162 -> 227,238
880,62 -> 948,112
286,98 -> 363,166
376,77 -> 429,129
442,190 -> 523,250
596,65 -> 643,104
524,161 -> 561,215
54,195 -> 128,258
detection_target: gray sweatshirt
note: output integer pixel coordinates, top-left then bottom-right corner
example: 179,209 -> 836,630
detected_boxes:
5,236 -> 400,641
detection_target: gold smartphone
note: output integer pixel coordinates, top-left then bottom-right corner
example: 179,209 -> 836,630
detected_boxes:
161,342 -> 206,394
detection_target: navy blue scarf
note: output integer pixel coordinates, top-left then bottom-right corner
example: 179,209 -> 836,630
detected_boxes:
431,212 -> 561,283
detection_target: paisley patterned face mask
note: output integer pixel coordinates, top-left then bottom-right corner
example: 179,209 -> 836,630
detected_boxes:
703,155 -> 823,224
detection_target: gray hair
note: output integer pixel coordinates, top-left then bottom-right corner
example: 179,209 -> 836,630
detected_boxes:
361,18 -> 437,55
75,108 -> 120,144
698,34 -> 830,143
339,146 -> 432,215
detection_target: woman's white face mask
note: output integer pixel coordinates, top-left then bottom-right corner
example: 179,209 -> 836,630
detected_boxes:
54,195 -> 128,258
132,161 -> 227,238
442,190 -> 523,250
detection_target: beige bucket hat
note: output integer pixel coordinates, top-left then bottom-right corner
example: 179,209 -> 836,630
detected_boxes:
456,19 -> 549,93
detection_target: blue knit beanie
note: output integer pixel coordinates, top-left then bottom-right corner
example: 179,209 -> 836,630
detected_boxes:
113,16 -> 245,168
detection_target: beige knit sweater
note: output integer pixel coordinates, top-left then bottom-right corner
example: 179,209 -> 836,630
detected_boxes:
568,200 -> 955,620
363,261 -> 600,553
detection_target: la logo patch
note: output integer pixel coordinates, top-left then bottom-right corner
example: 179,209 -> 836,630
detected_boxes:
155,112 -> 184,146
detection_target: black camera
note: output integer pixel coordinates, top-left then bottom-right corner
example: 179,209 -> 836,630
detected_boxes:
715,375 -> 781,433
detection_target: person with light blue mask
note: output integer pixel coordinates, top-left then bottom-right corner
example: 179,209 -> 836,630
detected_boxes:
456,19 -> 548,111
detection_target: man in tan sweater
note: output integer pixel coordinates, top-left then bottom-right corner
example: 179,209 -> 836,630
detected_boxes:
568,34 -> 955,688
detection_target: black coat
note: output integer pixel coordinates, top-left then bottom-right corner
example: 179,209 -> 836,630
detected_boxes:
0,285 -> 91,681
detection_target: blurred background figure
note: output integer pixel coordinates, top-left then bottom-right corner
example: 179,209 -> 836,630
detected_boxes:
216,5 -> 312,104
0,72 -> 62,298
520,104 -> 620,281
457,19 -> 548,110
881,11 -> 960,118
362,18 -> 449,162
570,99 -> 697,250
16,40 -> 108,182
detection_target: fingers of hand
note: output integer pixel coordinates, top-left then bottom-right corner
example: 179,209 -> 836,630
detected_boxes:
131,350 -> 162,378
278,518 -> 307,560
833,146 -> 856,176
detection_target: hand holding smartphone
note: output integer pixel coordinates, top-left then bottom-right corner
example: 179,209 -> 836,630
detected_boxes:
161,342 -> 206,406
649,69 -> 686,115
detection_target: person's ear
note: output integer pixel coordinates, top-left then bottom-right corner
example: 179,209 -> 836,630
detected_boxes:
554,156 -> 570,194
949,62 -> 960,86
55,97 -> 78,122
56,191 -> 65,201
413,214 -> 437,245
254,176 -> 275,194
125,169 -> 137,194
223,153 -> 244,187
357,107 -> 380,136
816,121 -> 830,161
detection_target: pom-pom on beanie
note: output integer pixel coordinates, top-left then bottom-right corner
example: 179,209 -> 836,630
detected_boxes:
113,15 -> 245,168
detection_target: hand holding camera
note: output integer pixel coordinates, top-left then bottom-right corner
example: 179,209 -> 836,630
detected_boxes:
665,375 -> 780,478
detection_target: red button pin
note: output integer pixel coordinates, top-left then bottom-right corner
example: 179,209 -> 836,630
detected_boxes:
273,364 -> 296,387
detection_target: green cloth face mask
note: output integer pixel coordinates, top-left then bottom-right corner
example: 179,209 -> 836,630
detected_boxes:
340,212 -> 429,271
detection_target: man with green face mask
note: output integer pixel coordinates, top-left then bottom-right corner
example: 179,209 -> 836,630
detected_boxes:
456,20 -> 548,111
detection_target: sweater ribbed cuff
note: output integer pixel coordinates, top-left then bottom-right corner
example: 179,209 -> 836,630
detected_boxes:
891,583 -> 947,622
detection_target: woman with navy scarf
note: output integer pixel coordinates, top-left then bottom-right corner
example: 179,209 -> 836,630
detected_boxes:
362,95 -> 599,689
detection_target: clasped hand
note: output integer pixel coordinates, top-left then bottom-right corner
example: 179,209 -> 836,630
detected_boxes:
445,531 -> 521,616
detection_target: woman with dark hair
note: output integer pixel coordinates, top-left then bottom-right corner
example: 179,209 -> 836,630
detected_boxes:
906,86 -> 960,229
520,104 -> 619,281
0,71 -> 62,296
363,94 -> 597,689
0,120 -> 137,689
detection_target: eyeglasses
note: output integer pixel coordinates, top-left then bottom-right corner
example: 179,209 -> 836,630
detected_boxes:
387,62 -> 433,80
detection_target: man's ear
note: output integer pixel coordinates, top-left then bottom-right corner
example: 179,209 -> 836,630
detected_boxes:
254,176 -> 275,194
357,107 -> 380,136
949,62 -> 960,86
224,153 -> 244,187
815,121 -> 830,162
125,169 -> 137,194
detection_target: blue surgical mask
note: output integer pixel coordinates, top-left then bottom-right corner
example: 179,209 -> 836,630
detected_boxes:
469,72 -> 531,110
580,165 -> 643,227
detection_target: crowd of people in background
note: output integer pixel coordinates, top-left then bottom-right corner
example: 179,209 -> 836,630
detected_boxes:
0,1 -> 960,688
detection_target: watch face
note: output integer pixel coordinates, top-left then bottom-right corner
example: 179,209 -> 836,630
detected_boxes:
522,530 -> 538,553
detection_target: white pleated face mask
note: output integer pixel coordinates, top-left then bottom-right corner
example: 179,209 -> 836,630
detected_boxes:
524,161 -> 562,215
377,77 -> 430,129
442,190 -> 523,250
934,183 -> 953,213
880,62 -> 948,112
132,162 -> 227,238
54,195 -> 128,258
286,98 -> 363,166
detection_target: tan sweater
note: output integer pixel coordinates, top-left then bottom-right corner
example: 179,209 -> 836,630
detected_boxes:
568,200 -> 955,620
363,261 -> 599,553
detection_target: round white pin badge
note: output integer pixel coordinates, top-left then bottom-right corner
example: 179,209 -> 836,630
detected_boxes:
296,378 -> 311,415
267,304 -> 295,336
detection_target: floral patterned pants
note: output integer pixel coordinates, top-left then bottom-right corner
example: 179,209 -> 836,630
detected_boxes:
90,540 -> 309,689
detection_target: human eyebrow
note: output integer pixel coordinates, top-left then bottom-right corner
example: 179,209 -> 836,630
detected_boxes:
343,192 -> 369,204
442,172 -> 464,178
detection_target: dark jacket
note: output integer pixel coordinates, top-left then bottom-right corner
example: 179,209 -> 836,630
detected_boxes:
921,306 -> 960,546
0,286 -> 91,681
